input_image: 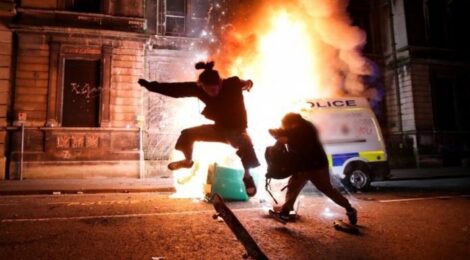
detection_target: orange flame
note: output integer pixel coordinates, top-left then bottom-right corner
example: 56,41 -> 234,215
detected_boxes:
171,0 -> 372,199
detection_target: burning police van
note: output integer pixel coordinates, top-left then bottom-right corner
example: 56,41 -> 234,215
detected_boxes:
301,97 -> 390,191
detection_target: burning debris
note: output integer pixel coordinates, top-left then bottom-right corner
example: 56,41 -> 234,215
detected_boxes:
162,0 -> 376,200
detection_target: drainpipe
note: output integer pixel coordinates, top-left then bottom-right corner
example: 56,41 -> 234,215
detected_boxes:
6,18 -> 19,180
139,124 -> 144,179
387,0 -> 403,134
138,93 -> 145,179
19,124 -> 24,180
138,55 -> 146,179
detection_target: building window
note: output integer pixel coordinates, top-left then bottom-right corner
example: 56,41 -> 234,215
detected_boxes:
62,59 -> 101,127
64,0 -> 102,13
426,0 -> 450,48
431,76 -> 457,131
164,0 -> 209,37
444,0 -> 469,53
432,74 -> 470,132
165,0 -> 187,35
189,0 -> 209,37
404,0 -> 427,46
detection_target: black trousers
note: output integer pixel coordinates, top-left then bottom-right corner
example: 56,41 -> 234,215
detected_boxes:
175,124 -> 260,169
281,166 -> 352,213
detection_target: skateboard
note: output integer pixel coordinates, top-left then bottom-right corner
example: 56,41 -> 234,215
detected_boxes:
333,220 -> 360,235
211,193 -> 269,260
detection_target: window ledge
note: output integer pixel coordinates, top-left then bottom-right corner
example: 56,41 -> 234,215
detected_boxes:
17,7 -> 145,21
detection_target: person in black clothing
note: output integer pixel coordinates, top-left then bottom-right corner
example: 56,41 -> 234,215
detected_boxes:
269,113 -> 357,224
137,61 -> 260,196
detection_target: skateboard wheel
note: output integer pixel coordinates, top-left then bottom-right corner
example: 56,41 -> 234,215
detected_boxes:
212,214 -> 219,220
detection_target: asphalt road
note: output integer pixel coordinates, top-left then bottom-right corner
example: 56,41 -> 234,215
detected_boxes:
1,177 -> 469,260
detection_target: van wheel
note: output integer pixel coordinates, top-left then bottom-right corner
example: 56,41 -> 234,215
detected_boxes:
343,163 -> 371,192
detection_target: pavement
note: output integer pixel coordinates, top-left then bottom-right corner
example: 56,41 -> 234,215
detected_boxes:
1,169 -> 469,259
0,167 -> 468,196
0,177 -> 175,195
1,187 -> 469,259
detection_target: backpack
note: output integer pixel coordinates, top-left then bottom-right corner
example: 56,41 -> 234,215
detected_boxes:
265,141 -> 295,179
264,141 -> 296,204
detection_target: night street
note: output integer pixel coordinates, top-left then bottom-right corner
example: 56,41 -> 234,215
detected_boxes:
1,0 -> 470,259
1,177 -> 469,260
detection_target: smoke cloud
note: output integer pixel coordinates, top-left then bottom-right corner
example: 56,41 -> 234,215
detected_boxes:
205,0 -> 374,97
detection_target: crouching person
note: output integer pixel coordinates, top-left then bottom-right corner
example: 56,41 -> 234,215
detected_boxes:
269,113 -> 357,224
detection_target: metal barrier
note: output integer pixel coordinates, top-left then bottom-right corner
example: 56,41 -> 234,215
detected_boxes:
386,131 -> 470,169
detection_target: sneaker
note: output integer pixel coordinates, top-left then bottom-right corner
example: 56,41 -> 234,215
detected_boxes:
346,208 -> 358,225
168,160 -> 194,171
268,210 -> 289,224
243,175 -> 257,197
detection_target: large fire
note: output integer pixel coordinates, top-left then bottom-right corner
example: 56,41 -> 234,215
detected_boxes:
171,0 -> 372,199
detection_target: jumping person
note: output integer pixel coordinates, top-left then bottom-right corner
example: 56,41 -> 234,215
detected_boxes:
269,113 -> 358,224
137,62 -> 260,196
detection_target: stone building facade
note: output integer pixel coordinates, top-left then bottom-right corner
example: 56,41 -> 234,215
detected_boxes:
349,0 -> 470,168
0,0 -> 209,179
2,0 -> 149,179
0,0 -> 15,179
384,0 -> 469,168
1,0 -> 468,179
142,0 -> 208,176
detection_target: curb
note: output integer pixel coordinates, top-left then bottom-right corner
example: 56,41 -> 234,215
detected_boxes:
0,187 -> 176,196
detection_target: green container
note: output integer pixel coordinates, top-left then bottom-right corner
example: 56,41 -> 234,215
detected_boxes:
210,164 -> 249,201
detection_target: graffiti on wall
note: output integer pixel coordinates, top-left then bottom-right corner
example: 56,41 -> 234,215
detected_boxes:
56,135 -> 100,149
70,83 -> 102,100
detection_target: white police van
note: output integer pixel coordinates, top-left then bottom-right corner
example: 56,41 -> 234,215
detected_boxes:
301,97 -> 390,191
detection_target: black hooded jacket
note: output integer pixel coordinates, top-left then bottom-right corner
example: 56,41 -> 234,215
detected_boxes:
274,119 -> 328,171
145,77 -> 248,129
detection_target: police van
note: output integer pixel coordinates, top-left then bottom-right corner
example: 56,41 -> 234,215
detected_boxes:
301,97 -> 390,191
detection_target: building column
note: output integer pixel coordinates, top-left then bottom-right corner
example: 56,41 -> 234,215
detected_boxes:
0,0 -> 14,179
46,42 -> 60,127
100,45 -> 112,127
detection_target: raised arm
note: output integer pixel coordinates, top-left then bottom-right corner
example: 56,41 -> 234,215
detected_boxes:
138,79 -> 200,98
240,79 -> 253,91
224,77 -> 253,92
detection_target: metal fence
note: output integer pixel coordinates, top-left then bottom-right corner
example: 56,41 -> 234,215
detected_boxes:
386,131 -> 470,169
